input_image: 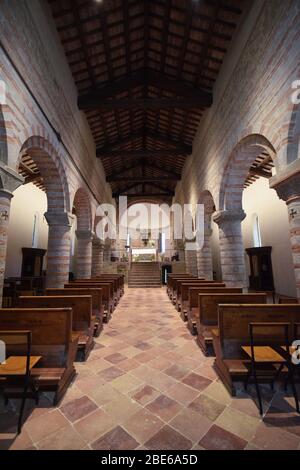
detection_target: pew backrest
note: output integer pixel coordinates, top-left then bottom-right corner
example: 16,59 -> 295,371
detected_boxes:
198,293 -> 268,326
189,287 -> 242,309
0,308 -> 73,366
18,296 -> 92,330
180,282 -> 226,301
65,283 -> 111,301
46,288 -> 102,313
218,304 -> 300,358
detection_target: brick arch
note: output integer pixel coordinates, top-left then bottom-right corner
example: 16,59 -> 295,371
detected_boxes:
73,187 -> 92,232
18,135 -> 70,213
219,134 -> 276,211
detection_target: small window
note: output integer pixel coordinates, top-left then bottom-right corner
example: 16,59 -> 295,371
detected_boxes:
252,213 -> 262,248
32,212 -> 39,248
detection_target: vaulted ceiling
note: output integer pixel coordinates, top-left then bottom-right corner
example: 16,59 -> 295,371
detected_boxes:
48,0 -> 248,200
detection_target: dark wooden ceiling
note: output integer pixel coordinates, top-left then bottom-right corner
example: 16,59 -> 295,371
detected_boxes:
48,0 -> 248,199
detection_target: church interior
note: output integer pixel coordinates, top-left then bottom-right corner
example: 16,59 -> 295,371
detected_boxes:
0,0 -> 300,452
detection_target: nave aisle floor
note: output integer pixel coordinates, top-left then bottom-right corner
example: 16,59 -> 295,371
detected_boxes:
1,288 -> 300,450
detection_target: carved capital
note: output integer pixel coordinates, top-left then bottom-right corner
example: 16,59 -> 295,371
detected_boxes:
213,209 -> 246,226
92,236 -> 105,249
270,170 -> 300,204
76,229 -> 94,240
44,212 -> 75,227
0,163 -> 24,193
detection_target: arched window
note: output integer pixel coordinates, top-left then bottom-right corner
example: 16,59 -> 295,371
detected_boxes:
252,213 -> 262,248
32,212 -> 39,248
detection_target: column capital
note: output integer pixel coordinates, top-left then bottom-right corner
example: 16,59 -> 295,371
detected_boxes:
0,163 -> 24,193
92,236 -> 105,249
270,170 -> 300,204
44,211 -> 75,227
0,189 -> 14,201
76,229 -> 94,240
213,209 -> 246,226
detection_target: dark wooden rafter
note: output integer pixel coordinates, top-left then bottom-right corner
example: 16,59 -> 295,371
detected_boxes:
49,0 -> 246,200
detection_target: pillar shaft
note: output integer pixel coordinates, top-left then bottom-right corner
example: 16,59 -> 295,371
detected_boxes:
272,171 -> 300,299
197,227 -> 213,280
213,209 -> 246,287
45,212 -> 74,288
91,238 -> 104,276
0,190 -> 13,305
76,230 -> 93,279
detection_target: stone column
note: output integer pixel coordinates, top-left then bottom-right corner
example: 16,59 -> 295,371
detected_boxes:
0,165 -> 24,305
0,190 -> 14,304
185,247 -> 198,276
91,237 -> 104,277
213,209 -> 246,287
197,224 -> 213,280
44,212 -> 74,288
76,230 -> 93,279
271,171 -> 300,299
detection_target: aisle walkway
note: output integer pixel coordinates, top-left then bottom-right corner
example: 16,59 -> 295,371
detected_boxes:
1,288 -> 300,450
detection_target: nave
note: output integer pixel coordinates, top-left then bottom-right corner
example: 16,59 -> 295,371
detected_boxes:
1,287 -> 300,451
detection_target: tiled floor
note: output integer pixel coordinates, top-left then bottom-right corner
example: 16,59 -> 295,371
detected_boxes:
1,287 -> 300,450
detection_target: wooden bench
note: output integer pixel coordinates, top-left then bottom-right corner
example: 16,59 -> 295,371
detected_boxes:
196,293 -> 268,355
0,308 -> 77,405
18,296 -> 94,361
171,276 -> 201,304
187,287 -> 243,333
177,281 -> 226,316
167,275 -> 196,300
95,274 -> 124,298
65,282 -> 114,322
212,304 -> 300,396
46,287 -> 104,337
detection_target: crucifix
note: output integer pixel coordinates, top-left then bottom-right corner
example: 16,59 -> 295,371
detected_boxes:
289,208 -> 298,220
0,211 -> 9,221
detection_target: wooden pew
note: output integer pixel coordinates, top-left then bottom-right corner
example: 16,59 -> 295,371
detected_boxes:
46,287 -> 104,337
167,274 -> 195,300
170,276 -> 198,304
196,293 -> 268,355
177,281 -> 226,315
71,278 -> 116,305
212,303 -> 300,396
65,282 -> 114,322
93,276 -> 119,303
18,296 -> 94,361
278,295 -> 299,304
0,308 -> 77,404
187,287 -> 243,333
95,274 -> 124,298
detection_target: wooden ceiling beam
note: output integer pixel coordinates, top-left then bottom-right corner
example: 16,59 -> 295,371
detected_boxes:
113,192 -> 174,198
97,149 -> 191,159
80,96 -> 209,111
107,176 -> 179,183
78,69 -> 213,110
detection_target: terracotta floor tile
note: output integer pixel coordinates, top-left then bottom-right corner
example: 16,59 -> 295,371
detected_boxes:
91,426 -> 139,450
97,366 -> 126,382
25,409 -> 69,443
145,425 -> 192,450
104,352 -> 128,364
188,394 -> 226,421
199,424 -> 247,450
251,422 -> 300,450
118,358 -> 141,372
182,373 -> 212,392
60,395 -> 98,423
165,382 -> 200,406
148,357 -> 173,371
146,394 -> 182,422
130,384 -> 161,406
37,425 -> 86,450
215,407 -> 261,441
110,373 -> 144,393
203,381 -> 233,406
74,408 -> 117,443
169,408 -> 212,443
103,395 -> 142,423
164,364 -> 190,380
123,408 -> 164,443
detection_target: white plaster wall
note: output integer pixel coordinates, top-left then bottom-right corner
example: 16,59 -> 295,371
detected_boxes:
5,183 -> 48,278
242,178 -> 296,297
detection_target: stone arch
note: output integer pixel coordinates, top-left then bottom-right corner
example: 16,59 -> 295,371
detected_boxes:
18,135 -> 71,213
72,187 -> 93,232
219,134 -> 276,211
